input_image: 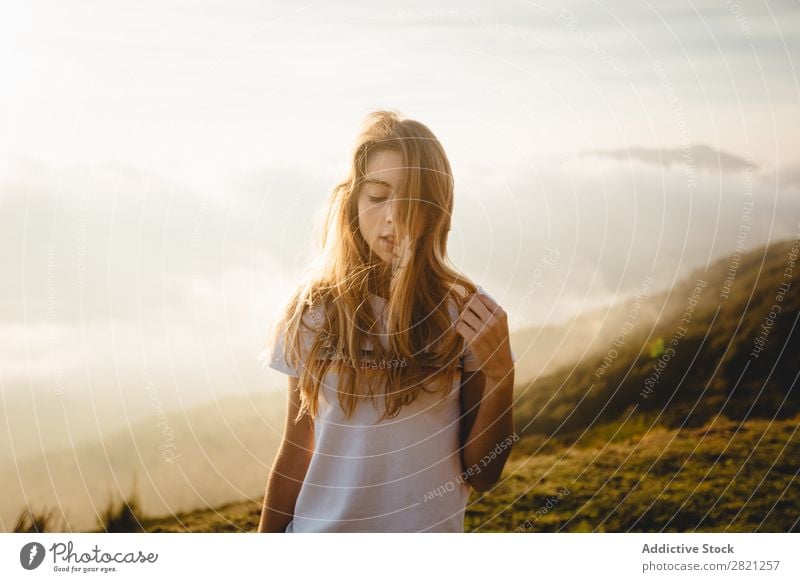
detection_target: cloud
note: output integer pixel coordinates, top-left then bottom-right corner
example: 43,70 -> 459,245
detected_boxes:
777,161 -> 800,190
0,154 -> 301,428
579,144 -> 755,172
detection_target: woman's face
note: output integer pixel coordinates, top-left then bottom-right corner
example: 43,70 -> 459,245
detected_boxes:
357,149 -> 404,263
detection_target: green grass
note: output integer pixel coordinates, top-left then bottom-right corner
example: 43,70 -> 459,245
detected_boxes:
512,238 -> 800,441
13,506 -> 64,533
465,413 -> 800,532
143,498 -> 260,533
95,491 -> 145,533
132,413 -> 799,533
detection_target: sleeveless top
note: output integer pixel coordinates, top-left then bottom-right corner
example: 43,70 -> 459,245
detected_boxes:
263,285 -> 515,532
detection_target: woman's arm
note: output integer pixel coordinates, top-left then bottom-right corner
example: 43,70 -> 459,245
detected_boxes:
455,292 -> 516,492
258,376 -> 315,532
459,369 -> 515,492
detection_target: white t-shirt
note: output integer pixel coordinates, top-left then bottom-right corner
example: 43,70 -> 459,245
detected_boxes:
265,285 -> 516,533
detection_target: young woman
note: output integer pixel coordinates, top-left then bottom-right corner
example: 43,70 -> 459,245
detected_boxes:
257,110 -> 516,533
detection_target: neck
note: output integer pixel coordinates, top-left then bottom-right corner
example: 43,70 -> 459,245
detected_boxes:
373,265 -> 392,299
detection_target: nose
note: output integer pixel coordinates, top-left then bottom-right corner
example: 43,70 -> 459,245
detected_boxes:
384,196 -> 395,224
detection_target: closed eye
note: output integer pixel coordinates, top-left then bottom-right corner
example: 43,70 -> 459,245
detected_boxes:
368,195 -> 388,202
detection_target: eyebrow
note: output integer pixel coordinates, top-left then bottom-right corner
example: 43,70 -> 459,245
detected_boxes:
361,178 -> 393,188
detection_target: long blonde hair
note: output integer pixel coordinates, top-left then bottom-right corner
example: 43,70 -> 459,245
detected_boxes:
269,109 -> 477,423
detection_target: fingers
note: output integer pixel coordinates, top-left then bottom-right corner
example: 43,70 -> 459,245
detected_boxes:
464,293 -> 493,321
455,290 -> 508,344
463,292 -> 506,328
474,292 -> 507,326
474,291 -> 503,315
454,319 -> 476,342
458,307 -> 483,334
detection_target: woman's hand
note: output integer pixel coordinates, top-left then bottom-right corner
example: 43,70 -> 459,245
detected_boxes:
454,292 -> 514,382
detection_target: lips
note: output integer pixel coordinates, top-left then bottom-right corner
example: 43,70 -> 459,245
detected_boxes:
380,234 -> 396,245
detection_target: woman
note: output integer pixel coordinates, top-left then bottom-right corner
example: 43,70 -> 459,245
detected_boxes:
257,109 -> 516,533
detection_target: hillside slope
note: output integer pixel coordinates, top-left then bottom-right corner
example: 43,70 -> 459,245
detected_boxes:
513,236 -> 800,440
138,413 -> 799,532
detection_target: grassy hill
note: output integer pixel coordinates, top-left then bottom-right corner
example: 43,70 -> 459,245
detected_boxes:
133,412 -> 799,532
466,412 -> 799,532
3,392 -> 285,532
512,237 -> 800,442
135,236 -> 798,533
11,237 -> 799,533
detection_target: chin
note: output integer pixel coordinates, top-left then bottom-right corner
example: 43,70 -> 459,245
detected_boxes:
371,246 -> 392,263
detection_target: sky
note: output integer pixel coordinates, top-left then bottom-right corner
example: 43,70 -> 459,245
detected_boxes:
1,0 -> 799,454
